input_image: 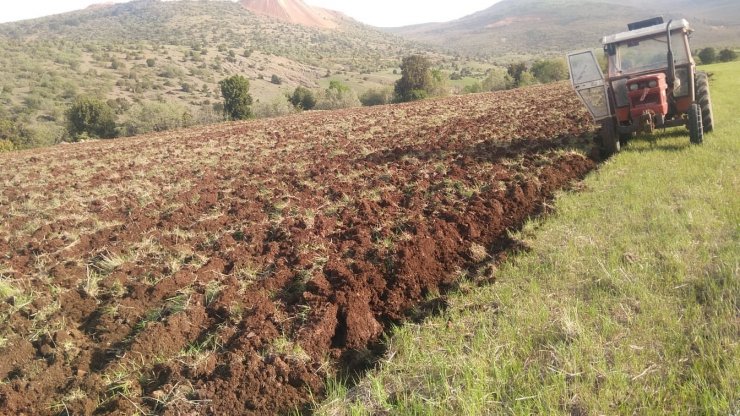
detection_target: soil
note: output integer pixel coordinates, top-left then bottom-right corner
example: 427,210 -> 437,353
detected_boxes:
0,82 -> 596,415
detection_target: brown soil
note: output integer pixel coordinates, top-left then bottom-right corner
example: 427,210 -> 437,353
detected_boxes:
0,82 -> 596,415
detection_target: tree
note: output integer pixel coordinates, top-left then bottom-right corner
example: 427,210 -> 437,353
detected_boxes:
718,48 -> 737,62
394,55 -> 433,102
531,59 -> 569,83
518,71 -> 538,87
698,47 -> 717,65
65,96 -> 117,140
481,67 -> 512,91
315,80 -> 361,110
219,75 -> 253,120
507,62 -> 528,85
289,86 -> 316,110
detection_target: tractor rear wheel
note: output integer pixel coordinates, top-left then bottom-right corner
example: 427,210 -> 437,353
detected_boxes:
688,103 -> 703,144
600,118 -> 620,156
695,72 -> 714,133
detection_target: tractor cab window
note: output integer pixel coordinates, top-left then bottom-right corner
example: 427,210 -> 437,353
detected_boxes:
613,33 -> 689,75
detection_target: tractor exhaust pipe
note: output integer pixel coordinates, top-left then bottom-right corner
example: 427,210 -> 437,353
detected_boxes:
666,20 -> 676,90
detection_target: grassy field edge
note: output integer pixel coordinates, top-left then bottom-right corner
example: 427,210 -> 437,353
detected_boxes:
317,61 -> 739,414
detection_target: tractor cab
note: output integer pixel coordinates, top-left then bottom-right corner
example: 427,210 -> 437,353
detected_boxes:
567,17 -> 713,155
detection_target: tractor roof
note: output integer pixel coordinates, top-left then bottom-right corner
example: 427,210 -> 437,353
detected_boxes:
601,19 -> 690,45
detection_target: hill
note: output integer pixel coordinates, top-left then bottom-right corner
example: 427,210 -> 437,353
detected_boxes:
389,0 -> 740,58
0,0 -> 453,148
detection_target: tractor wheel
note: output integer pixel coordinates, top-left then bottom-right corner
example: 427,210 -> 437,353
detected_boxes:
600,118 -> 620,156
695,72 -> 714,133
688,103 -> 703,144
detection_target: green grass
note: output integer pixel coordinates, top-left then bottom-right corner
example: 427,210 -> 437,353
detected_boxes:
317,61 -> 739,414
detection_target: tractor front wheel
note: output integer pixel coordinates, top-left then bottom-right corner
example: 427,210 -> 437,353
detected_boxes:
600,118 -> 620,156
688,103 -> 703,144
695,72 -> 714,133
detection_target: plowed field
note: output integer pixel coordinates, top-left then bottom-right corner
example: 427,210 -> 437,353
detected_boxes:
0,82 -> 596,415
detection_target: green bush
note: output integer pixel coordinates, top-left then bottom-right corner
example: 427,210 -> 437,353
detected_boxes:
507,62 -> 528,85
65,96 -> 117,140
0,139 -> 14,152
463,82 -> 482,94
0,119 -> 37,149
718,48 -> 737,62
122,101 -> 192,136
698,47 -> 717,65
315,81 -> 361,110
219,75 -> 253,120
482,67 -> 513,91
253,97 -> 295,119
359,88 -> 393,106
531,58 -> 568,83
289,86 -> 317,110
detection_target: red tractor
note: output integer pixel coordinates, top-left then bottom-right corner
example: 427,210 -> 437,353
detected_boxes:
567,17 -> 714,155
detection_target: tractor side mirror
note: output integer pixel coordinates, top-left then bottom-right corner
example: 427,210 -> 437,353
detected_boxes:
566,50 -> 612,121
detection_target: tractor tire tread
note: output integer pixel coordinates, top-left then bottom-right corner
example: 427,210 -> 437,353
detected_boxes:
688,103 -> 703,144
695,72 -> 714,133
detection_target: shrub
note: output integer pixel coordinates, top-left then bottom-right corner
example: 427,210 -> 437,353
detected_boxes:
159,65 -> 184,79
289,86 -> 317,110
253,97 -> 295,119
219,75 -> 253,120
518,71 -> 538,87
270,74 -> 283,85
0,119 -> 37,149
507,62 -> 528,85
463,82 -> 483,94
146,58 -> 156,67
122,101 -> 192,136
718,48 -> 737,62
65,96 -> 117,140
698,47 -> 717,65
315,80 -> 361,110
0,139 -> 14,152
359,88 -> 393,106
482,67 -> 513,91
428,69 -> 448,97
531,58 -> 569,83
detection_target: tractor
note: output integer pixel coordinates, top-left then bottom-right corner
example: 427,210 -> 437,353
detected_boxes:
567,17 -> 714,155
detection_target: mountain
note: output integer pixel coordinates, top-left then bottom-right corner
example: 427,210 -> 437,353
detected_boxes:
0,0 -> 451,148
389,0 -> 740,58
239,0 -> 339,29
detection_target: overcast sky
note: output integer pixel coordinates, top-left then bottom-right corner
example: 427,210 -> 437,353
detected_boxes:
0,0 -> 499,26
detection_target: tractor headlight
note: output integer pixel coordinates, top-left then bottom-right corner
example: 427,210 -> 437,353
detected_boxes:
648,80 -> 658,88
629,83 -> 639,91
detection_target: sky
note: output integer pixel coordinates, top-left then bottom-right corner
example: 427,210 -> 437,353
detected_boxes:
0,0 -> 499,26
